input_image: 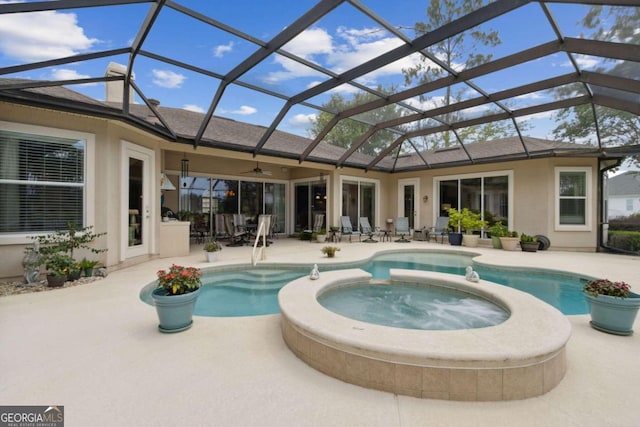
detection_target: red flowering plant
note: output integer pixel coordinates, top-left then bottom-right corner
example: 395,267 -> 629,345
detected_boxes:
583,279 -> 631,298
157,264 -> 201,295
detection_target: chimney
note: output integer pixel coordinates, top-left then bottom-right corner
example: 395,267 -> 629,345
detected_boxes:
105,62 -> 135,104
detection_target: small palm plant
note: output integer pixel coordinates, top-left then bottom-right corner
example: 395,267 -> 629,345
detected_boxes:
321,246 -> 340,258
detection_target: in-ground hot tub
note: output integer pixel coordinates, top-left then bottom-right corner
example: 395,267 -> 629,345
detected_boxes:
279,269 -> 571,401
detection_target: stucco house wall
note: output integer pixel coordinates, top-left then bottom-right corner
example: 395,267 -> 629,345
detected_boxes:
0,101 -> 602,279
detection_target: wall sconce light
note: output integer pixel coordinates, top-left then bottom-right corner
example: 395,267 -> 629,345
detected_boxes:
422,195 -> 429,203
160,173 -> 176,190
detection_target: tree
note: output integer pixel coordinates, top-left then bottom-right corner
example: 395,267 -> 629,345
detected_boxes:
552,6 -> 640,166
309,85 -> 403,157
403,0 -> 508,149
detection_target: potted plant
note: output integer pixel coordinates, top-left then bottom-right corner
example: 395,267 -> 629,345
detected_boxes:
68,261 -> 82,281
321,246 -> 340,258
447,208 -> 463,246
151,264 -> 202,333
583,279 -> 640,335
44,253 -> 74,287
459,208 -> 487,248
499,231 -> 520,251
316,229 -> 327,243
78,258 -> 100,277
488,221 -> 508,249
203,240 -> 222,262
520,234 -> 538,252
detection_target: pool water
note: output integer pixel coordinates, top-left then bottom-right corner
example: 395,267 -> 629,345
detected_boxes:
140,251 -> 589,317
318,283 -> 510,330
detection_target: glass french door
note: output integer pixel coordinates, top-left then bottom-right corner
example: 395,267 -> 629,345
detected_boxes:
294,180 -> 326,233
122,143 -> 153,259
398,178 -> 419,230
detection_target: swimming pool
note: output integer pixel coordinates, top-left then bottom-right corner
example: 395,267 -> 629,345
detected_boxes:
140,250 -> 590,317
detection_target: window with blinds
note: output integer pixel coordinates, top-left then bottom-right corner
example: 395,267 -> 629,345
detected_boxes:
0,129 -> 85,233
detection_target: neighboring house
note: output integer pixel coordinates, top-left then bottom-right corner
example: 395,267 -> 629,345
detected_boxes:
607,171 -> 640,219
0,77 -> 622,278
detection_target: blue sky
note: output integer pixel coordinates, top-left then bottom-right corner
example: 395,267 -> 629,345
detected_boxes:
0,1 -> 630,145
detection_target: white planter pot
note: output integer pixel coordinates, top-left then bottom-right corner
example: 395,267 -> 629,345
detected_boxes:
205,251 -> 220,262
316,234 -> 327,243
462,234 -> 479,247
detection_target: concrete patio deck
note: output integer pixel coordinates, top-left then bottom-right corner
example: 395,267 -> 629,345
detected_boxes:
1,239 -> 639,426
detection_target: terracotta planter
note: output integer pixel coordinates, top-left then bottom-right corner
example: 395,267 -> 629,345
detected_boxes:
499,237 -> 520,251
584,292 -> 640,336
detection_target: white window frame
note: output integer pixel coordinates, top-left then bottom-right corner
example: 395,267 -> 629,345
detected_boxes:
555,167 -> 592,231
433,170 -> 513,229
0,121 -> 95,245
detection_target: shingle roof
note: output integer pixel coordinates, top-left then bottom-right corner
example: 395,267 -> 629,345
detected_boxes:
608,171 -> 640,196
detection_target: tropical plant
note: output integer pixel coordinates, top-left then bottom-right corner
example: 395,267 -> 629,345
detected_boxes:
448,208 -> 487,234
157,264 -> 201,296
488,221 -> 508,237
321,246 -> 340,257
78,258 -> 100,270
45,253 -> 74,277
31,222 -> 107,259
583,279 -> 631,299
203,240 -> 222,252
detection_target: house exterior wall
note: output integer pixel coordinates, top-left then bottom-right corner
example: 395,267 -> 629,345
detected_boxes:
394,157 -> 599,252
0,102 -> 601,279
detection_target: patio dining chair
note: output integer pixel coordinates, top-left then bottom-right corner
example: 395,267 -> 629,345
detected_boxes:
224,214 -> 248,246
429,216 -> 450,244
303,213 -> 324,242
340,216 -> 361,242
359,217 -> 379,243
395,217 -> 410,243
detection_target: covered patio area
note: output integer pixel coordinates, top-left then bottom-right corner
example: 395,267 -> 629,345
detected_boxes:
1,239 -> 639,426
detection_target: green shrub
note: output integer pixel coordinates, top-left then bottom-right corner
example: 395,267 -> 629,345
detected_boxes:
607,230 -> 640,252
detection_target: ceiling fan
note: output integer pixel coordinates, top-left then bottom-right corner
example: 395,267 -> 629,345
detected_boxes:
243,162 -> 272,176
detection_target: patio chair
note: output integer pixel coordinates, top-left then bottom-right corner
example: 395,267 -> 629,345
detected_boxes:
214,213 -> 228,239
340,216 -> 361,242
224,214 -> 248,246
359,217 -> 379,243
395,217 -> 410,243
429,216 -> 450,244
303,213 -> 324,242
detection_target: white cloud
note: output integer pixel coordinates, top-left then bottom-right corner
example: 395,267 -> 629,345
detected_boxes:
50,68 -> 95,85
266,26 -> 414,86
561,54 -> 601,69
151,69 -> 186,88
289,113 -> 316,128
183,104 -> 205,113
231,105 -> 257,115
0,4 -> 98,62
283,28 -> 333,59
213,41 -> 233,58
